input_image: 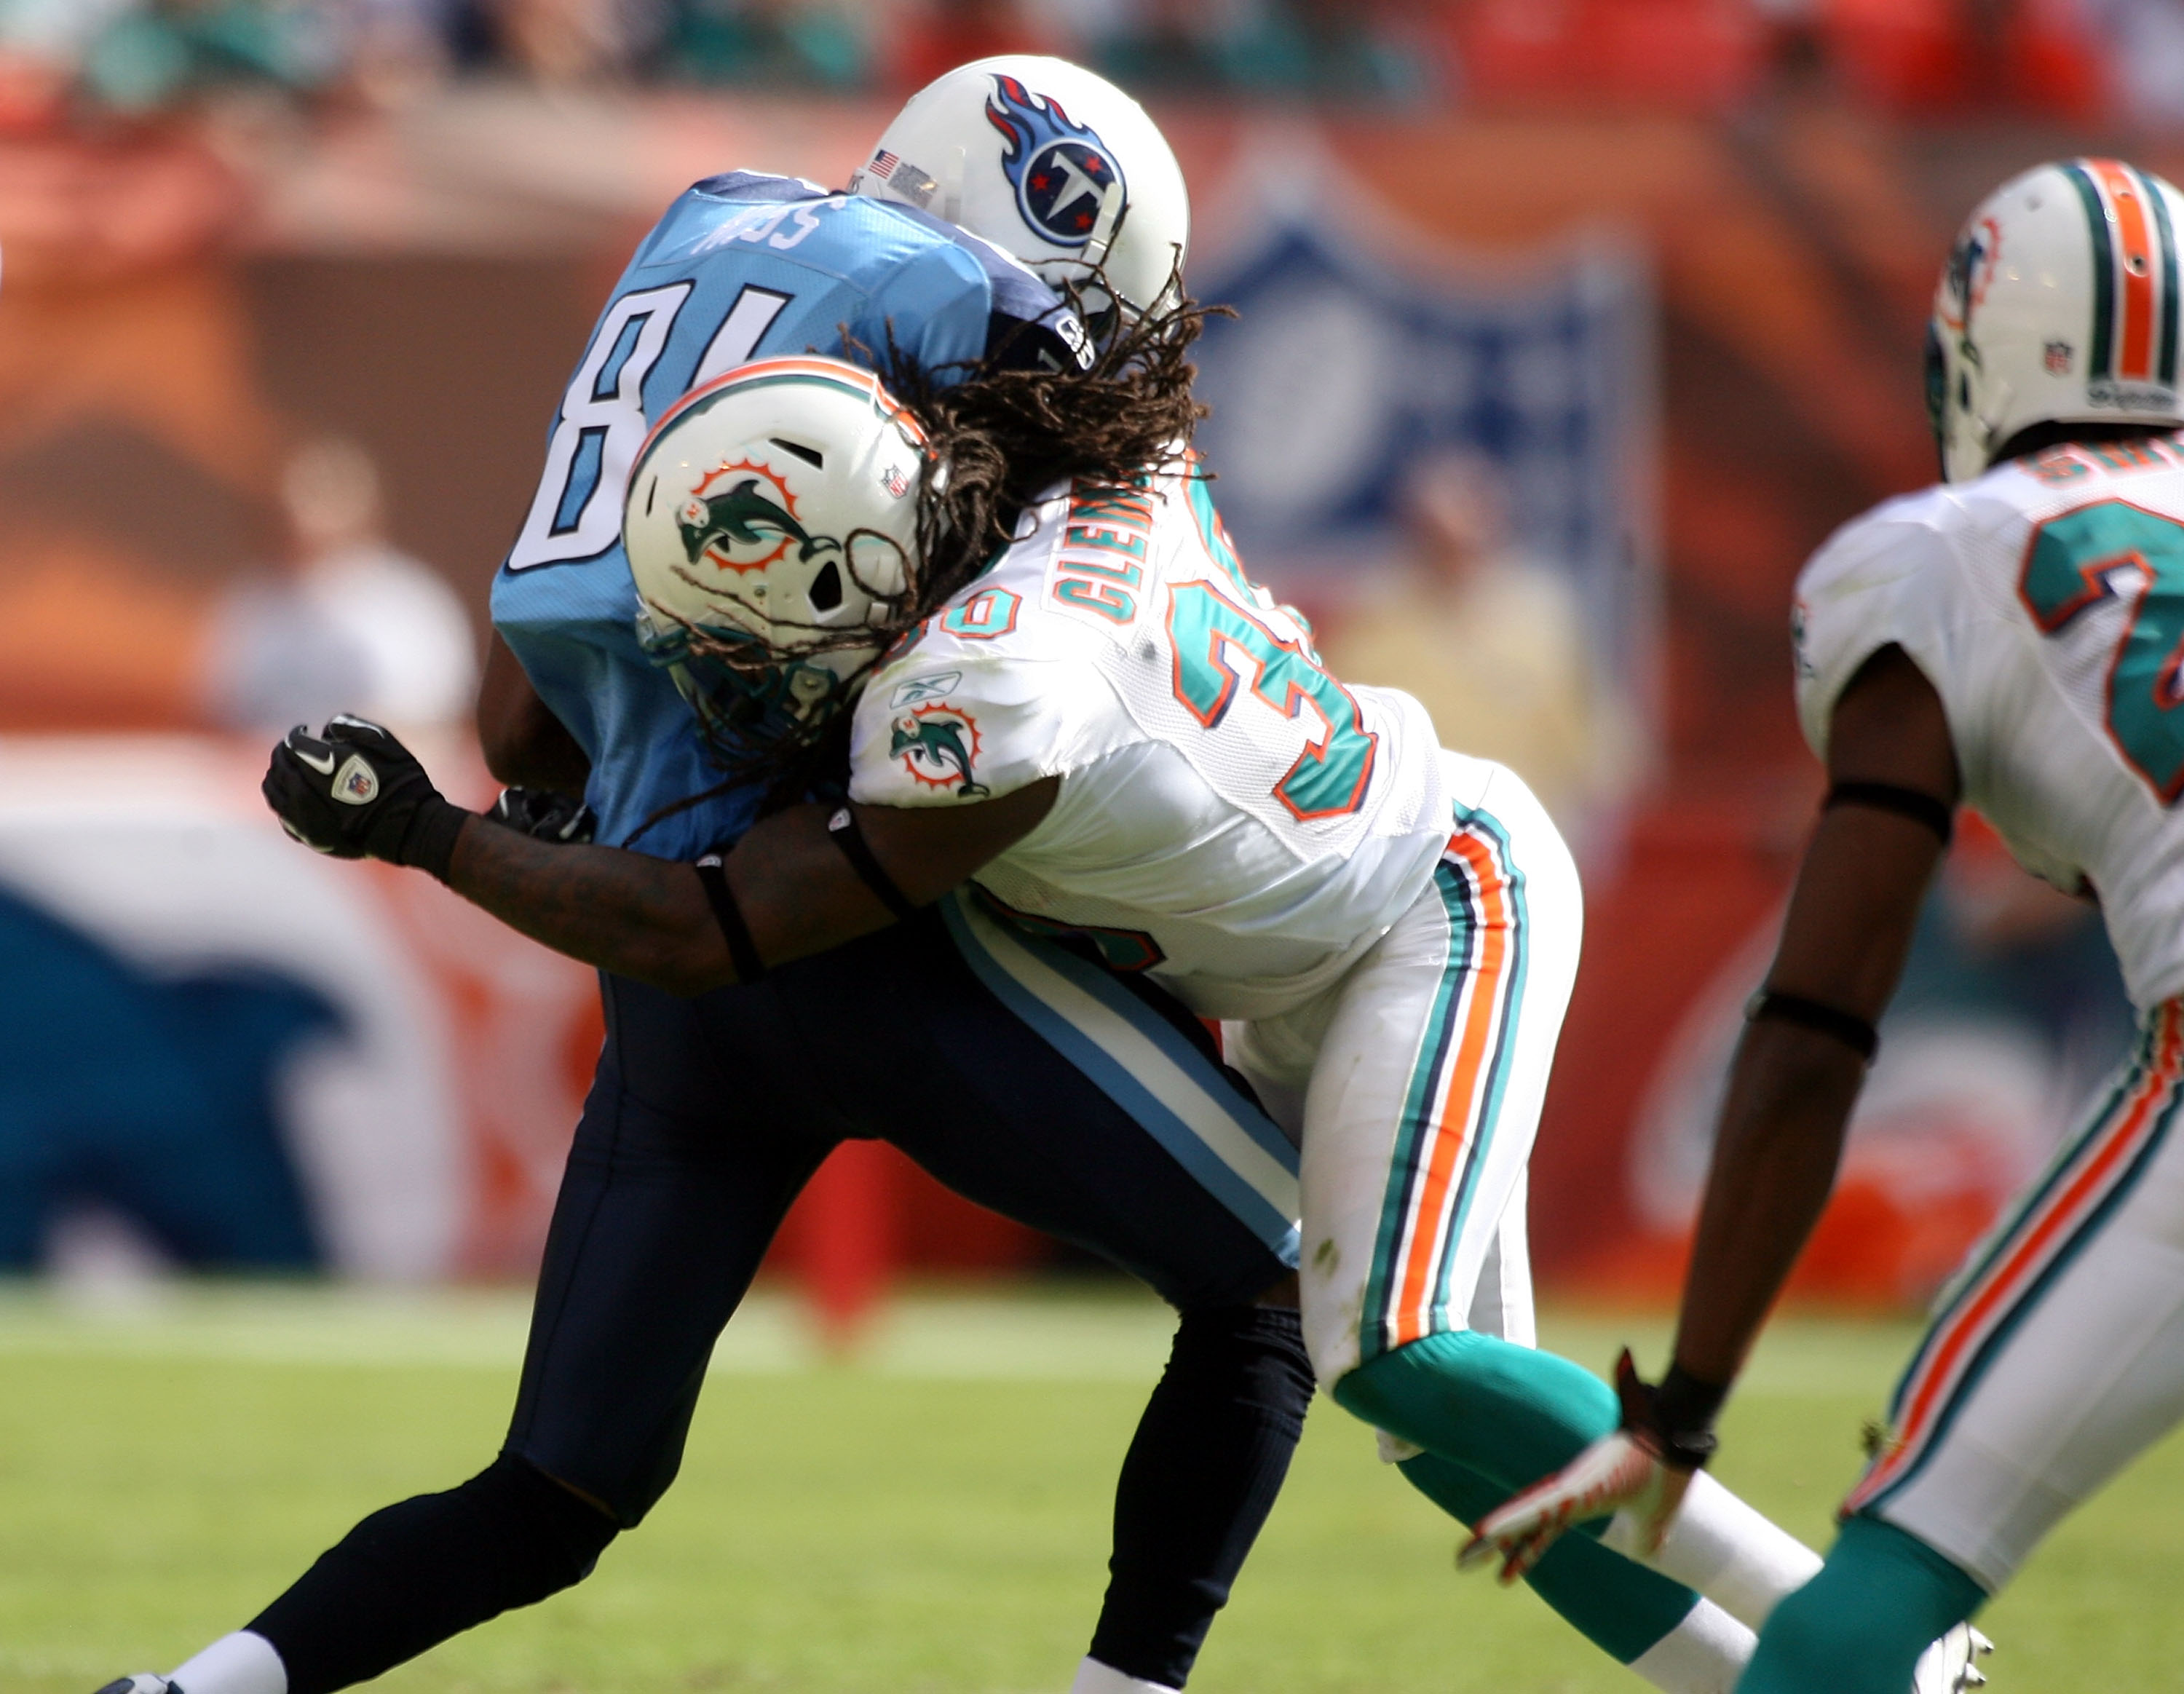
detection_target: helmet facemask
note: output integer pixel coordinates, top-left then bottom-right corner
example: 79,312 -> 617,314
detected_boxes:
622,357 -> 928,791
635,521 -> 916,750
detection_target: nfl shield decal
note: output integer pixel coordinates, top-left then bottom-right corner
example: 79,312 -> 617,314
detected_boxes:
985,74 -> 1123,250
332,753 -> 380,806
890,702 -> 989,798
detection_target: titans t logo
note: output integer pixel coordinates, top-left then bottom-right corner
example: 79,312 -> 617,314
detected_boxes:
985,74 -> 1124,250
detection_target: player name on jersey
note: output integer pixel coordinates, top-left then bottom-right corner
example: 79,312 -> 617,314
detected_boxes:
850,463 -> 1470,1021
1050,480 -> 1158,625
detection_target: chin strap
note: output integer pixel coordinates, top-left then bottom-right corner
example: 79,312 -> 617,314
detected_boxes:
1082,178 -> 1128,270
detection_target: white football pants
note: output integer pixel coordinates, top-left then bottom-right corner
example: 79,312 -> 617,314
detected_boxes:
1225,754 -> 1583,1383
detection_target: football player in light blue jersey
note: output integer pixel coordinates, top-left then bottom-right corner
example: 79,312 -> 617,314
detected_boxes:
105,61 -> 1313,1694
488,165 -> 1094,859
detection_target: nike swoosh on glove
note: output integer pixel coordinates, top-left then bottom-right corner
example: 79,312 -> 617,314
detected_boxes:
1459,1348 -> 1714,1583
262,714 -> 470,880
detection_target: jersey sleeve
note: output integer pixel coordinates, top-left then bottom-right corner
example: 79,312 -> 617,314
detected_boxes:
849,648 -> 1081,810
1791,491 -> 1963,762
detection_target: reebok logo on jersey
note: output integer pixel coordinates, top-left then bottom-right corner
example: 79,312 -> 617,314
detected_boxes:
890,672 -> 962,708
890,703 -> 989,799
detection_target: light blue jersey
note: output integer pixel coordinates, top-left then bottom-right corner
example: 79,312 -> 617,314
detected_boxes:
491,170 -> 1085,860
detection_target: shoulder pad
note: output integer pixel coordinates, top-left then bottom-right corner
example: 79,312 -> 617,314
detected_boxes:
876,201 -> 1080,341
690,170 -> 831,203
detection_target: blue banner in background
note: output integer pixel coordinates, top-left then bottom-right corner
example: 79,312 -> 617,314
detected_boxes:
1188,185 -> 1655,696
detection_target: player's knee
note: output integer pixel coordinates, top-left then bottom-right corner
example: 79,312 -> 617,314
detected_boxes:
460,1452 -> 621,1599
1331,1330 -> 1618,1486
1169,1302 -> 1314,1412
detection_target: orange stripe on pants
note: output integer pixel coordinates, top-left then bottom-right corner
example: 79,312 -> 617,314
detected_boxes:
1388,829 -> 1514,1348
1848,1000 -> 2184,1512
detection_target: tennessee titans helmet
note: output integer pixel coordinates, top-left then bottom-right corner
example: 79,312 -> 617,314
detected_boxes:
849,55 -> 1190,334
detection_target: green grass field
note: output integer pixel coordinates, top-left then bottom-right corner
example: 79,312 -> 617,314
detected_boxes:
4,1283 -> 2180,1693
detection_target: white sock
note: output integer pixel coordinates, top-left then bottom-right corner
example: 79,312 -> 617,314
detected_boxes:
1603,1471 -> 1824,1632
1626,1597 -> 1756,1694
1069,1656 -> 1179,1694
167,1631 -> 286,1694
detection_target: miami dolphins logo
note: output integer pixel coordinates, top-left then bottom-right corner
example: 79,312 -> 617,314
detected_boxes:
985,74 -> 1123,250
890,702 -> 989,798
1939,215 -> 2001,336
677,460 -> 837,575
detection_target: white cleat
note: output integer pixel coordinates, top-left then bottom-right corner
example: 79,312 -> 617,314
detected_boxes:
92,1679 -> 173,1694
1911,1623 -> 1993,1693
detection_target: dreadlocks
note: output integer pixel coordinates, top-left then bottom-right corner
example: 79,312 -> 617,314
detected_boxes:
891,282 -> 1224,628
663,279 -> 1224,820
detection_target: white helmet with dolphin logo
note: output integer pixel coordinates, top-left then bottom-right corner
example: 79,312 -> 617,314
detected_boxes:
849,55 -> 1190,333
622,355 -> 927,732
1929,158 -> 2184,483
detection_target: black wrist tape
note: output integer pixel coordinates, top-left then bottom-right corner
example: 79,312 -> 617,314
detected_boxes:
825,806 -> 919,921
1823,780 -> 1954,846
404,801 -> 471,884
1746,989 -> 1880,1061
1613,1347 -> 1719,1471
1654,1364 -> 1730,1444
694,856 -> 767,983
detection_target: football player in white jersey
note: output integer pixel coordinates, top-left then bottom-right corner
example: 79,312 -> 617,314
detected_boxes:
264,293 -> 1983,1691
1467,156 -> 2184,1690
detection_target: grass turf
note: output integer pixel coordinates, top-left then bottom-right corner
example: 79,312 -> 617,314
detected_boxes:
3,1285 -> 2180,1692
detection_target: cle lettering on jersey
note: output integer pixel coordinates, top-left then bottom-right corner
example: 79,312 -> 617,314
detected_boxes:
1048,480 -> 1155,625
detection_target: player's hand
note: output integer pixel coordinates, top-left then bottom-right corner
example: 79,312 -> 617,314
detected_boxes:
487,786 -> 597,844
1457,1349 -> 1720,1584
263,714 -> 470,879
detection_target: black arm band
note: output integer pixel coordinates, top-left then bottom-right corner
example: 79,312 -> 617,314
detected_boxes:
1746,989 -> 1879,1061
826,806 -> 920,921
1823,780 -> 1954,846
693,856 -> 767,983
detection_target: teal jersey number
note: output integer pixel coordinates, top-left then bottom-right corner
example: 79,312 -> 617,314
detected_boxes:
1166,580 -> 1379,820
2021,498 -> 2184,800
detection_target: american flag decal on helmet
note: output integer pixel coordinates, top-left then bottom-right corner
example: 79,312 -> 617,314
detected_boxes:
869,150 -> 899,181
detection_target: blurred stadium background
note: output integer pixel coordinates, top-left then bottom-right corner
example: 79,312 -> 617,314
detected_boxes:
12,2 -> 2184,1688
1,0 -> 2169,1318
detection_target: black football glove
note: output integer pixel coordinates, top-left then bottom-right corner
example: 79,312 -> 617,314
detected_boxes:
262,714 -> 471,880
486,786 -> 596,844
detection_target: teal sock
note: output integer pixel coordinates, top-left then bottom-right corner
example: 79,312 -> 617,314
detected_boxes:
1740,1517 -> 1985,1694
1337,1333 -> 1706,1666
1334,1329 -> 1619,1494
1398,1450 -> 1704,1664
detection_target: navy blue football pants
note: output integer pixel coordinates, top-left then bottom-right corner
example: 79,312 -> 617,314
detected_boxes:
507,908 -> 1294,1513
250,903 -> 1308,1693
